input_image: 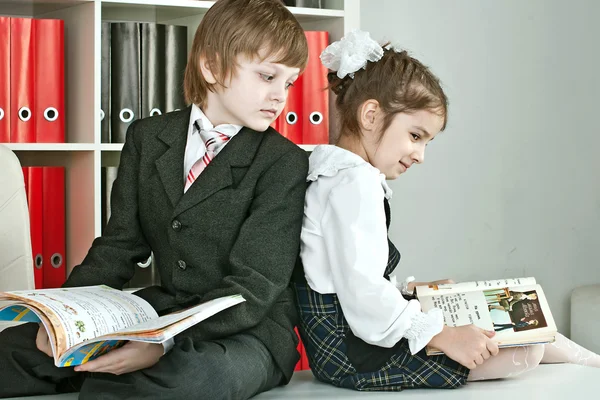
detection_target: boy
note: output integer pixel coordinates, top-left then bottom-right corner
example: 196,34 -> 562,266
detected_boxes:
0,0 -> 309,398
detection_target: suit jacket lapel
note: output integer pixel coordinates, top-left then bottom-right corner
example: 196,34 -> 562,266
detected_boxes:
173,126 -> 264,216
155,107 -> 191,208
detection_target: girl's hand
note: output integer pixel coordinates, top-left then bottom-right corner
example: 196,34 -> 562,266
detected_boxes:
74,341 -> 164,375
429,325 -> 499,369
408,279 -> 454,293
35,324 -> 53,357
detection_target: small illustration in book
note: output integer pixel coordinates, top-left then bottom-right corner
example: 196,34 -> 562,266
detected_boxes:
485,288 -> 548,332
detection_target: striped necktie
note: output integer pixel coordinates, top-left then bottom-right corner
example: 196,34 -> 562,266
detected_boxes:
184,120 -> 231,193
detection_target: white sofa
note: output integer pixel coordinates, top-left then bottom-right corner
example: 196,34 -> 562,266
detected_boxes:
0,144 -> 35,333
1,144 -> 599,398
3,364 -> 599,399
571,284 -> 600,354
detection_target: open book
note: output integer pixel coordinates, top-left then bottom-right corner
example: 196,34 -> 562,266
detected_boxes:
0,285 -> 245,367
415,277 -> 556,355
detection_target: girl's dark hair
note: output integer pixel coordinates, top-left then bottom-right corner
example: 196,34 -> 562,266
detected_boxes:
328,45 -> 448,139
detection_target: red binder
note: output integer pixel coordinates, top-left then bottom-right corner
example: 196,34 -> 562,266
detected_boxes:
24,167 -> 44,289
300,341 -> 310,370
42,167 -> 66,288
10,18 -> 35,143
0,17 -> 9,142
302,31 -> 329,145
294,327 -> 303,371
277,76 -> 303,144
34,18 -> 65,143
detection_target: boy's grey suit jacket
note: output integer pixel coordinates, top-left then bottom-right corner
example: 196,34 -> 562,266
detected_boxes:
64,107 -> 309,381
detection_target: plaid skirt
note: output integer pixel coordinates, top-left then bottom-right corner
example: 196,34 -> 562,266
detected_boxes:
293,282 -> 470,391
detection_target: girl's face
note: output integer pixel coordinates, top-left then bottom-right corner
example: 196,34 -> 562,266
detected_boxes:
364,109 -> 444,179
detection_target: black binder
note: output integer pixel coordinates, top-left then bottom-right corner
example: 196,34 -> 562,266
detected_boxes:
164,24 -> 188,112
101,22 -> 111,143
110,22 -> 140,143
141,23 -> 166,119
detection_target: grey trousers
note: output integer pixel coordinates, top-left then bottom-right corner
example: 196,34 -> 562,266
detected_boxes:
0,323 -> 283,399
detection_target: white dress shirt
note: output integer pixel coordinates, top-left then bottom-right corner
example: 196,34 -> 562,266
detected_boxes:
162,105 -> 243,354
300,145 -> 444,354
183,104 -> 243,182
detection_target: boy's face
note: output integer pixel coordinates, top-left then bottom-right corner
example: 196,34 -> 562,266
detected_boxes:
366,109 -> 444,180
203,51 -> 300,131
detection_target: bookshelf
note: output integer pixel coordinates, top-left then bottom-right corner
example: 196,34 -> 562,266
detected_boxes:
1,0 -> 360,275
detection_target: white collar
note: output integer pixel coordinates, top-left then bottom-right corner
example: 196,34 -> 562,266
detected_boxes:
308,145 -> 393,199
191,104 -> 243,136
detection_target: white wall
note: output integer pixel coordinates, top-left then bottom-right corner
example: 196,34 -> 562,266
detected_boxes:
361,0 -> 600,335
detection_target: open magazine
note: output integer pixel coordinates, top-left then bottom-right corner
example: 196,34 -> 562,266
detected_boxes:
415,277 -> 557,355
0,285 -> 245,367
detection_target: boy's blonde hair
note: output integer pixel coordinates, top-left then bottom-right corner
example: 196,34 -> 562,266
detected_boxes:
184,0 -> 309,108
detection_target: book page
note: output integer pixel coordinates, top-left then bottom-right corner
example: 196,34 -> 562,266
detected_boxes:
99,294 -> 245,337
0,286 -> 157,353
57,294 -> 246,367
0,303 -> 61,360
0,296 -> 68,356
416,277 -> 537,297
419,284 -> 556,349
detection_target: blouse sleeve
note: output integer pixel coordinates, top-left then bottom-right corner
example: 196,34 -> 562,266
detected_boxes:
321,169 -> 443,354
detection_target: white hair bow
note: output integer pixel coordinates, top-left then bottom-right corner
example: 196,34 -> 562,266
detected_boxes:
320,29 -> 384,79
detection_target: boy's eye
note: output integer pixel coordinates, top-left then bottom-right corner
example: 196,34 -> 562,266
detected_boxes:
410,133 -> 420,141
260,73 -> 274,82
285,82 -> 295,89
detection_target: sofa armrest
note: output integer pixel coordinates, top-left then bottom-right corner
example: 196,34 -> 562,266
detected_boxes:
571,284 -> 600,353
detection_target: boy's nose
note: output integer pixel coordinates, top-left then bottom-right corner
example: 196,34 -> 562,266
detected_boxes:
270,84 -> 286,103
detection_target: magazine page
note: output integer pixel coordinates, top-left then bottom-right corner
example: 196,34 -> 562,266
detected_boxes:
0,286 -> 158,353
57,294 -> 246,367
0,296 -> 69,356
103,294 -> 245,337
415,277 -> 537,297
0,303 -> 62,359
419,284 -> 556,351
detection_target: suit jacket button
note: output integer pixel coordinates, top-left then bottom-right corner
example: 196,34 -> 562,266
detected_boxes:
172,219 -> 182,231
177,260 -> 187,270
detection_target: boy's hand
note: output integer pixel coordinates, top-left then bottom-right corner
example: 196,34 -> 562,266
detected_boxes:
36,324 -> 53,357
74,341 -> 164,375
429,325 -> 499,369
408,279 -> 454,293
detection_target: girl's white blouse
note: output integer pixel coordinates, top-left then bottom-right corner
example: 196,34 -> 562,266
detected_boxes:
300,145 -> 444,354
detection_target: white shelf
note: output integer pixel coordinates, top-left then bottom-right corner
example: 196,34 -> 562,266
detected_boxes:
5,143 -> 96,151
99,143 -> 124,151
0,0 -> 92,17
1,0 -> 359,272
101,0 -> 343,24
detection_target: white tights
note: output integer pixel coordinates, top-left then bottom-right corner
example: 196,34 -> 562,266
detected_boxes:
468,333 -> 600,381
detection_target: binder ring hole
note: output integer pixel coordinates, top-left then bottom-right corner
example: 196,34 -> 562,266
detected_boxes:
51,253 -> 63,269
99,109 -> 105,121
19,107 -> 32,122
120,108 -> 134,123
286,112 -> 298,125
35,254 -> 43,269
150,108 -> 162,117
309,111 -> 323,125
44,107 -> 59,122
0,108 -> 4,121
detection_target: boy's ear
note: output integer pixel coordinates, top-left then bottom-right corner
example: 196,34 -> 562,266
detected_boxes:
199,56 -> 218,85
359,99 -> 380,132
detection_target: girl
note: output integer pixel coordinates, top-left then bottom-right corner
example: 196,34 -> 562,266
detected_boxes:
293,30 -> 600,391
